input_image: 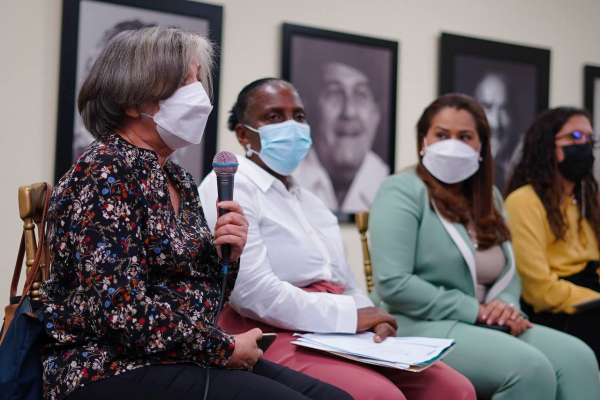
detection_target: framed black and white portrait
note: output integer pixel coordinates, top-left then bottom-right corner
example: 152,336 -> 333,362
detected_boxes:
440,33 -> 550,191
585,66 -> 600,181
55,0 -> 222,183
282,24 -> 398,220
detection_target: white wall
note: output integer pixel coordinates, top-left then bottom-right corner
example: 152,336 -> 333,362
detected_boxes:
2,0 -> 600,319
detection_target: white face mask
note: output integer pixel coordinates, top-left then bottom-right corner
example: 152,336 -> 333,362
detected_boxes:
142,82 -> 213,150
422,139 -> 481,184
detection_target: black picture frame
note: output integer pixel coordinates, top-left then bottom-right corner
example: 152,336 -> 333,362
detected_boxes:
584,65 -> 600,123
282,23 -> 398,221
55,0 -> 222,184
584,65 -> 600,181
439,33 -> 550,190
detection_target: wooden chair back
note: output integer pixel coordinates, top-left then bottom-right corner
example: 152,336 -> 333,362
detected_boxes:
355,211 -> 373,293
18,183 -> 50,300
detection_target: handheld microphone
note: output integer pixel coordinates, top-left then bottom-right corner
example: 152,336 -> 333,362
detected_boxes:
212,151 -> 239,266
206,151 -> 239,400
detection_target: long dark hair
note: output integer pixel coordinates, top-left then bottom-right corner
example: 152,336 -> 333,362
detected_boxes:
416,94 -> 511,249
505,107 -> 600,244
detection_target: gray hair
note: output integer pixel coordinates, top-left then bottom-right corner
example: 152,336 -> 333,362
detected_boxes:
78,26 -> 215,137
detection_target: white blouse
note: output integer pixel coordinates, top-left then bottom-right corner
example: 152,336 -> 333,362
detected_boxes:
199,157 -> 373,333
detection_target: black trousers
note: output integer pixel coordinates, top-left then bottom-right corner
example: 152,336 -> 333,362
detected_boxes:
522,260 -> 600,362
66,359 -> 353,400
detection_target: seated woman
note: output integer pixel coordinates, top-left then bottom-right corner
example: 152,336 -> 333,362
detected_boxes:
368,94 -> 599,400
200,78 -> 477,400
505,107 -> 600,361
39,28 -> 351,400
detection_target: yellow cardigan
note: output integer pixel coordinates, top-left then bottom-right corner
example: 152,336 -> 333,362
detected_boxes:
505,185 -> 600,314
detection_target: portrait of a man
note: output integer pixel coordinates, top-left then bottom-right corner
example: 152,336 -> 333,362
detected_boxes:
440,33 -> 550,191
473,71 -> 518,190
454,56 -> 537,191
59,0 -> 215,183
285,27 -> 397,215
72,18 -> 157,160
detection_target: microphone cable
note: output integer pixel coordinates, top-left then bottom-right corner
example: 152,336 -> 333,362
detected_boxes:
204,262 -> 229,400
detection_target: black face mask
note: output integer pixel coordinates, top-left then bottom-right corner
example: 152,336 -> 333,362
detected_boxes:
558,144 -> 595,182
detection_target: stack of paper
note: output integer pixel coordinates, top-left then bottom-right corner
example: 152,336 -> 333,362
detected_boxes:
292,332 -> 455,372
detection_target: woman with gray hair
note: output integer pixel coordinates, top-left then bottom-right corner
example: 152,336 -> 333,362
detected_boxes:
40,27 -> 351,400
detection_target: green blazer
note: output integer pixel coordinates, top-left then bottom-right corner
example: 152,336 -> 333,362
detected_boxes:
369,167 -> 522,338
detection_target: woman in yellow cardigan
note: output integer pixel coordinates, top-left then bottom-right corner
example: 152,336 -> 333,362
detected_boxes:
370,95 -> 599,400
505,107 -> 600,361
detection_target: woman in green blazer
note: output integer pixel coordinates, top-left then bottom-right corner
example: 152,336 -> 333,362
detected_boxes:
369,94 -> 599,400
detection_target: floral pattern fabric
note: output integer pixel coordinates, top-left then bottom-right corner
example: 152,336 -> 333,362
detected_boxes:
40,134 -> 238,400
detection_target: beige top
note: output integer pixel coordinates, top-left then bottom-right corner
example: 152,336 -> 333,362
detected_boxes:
467,223 -> 507,303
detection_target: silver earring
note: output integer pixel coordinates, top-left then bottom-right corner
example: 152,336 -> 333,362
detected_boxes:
419,150 -> 424,156
246,144 -> 253,158
479,156 -> 483,162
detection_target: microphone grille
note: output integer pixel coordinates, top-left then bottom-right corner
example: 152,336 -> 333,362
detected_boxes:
213,151 -> 239,175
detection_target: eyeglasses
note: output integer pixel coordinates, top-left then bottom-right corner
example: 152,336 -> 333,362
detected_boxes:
555,131 -> 600,148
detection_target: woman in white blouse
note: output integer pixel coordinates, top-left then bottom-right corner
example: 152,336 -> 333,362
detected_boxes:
199,78 -> 475,400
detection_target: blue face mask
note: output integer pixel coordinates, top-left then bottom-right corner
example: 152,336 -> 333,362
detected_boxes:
245,120 -> 312,176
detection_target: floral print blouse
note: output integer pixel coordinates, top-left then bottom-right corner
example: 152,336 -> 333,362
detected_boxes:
40,134 -> 238,400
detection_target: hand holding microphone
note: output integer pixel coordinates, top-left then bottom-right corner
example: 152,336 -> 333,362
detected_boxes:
212,151 -> 248,264
209,153 -> 251,397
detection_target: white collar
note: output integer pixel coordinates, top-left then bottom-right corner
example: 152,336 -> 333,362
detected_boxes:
238,157 -> 302,196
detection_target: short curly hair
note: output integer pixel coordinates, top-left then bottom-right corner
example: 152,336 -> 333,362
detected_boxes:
226,78 -> 289,131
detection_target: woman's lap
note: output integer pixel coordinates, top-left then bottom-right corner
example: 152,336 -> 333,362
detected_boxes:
442,322 -> 599,400
217,306 -> 474,400
528,306 -> 600,362
372,361 -> 475,400
527,262 -> 600,363
264,331 -> 475,400
518,324 -> 599,400
66,360 -> 352,400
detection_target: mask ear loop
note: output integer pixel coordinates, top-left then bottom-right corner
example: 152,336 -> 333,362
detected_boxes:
243,125 -> 261,158
244,124 -> 259,133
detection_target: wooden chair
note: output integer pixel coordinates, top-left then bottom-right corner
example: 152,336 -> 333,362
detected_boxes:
18,183 -> 50,300
1,183 -> 50,345
355,211 -> 373,293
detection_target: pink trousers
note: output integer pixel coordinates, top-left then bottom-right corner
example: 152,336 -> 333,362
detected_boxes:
218,283 -> 475,400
